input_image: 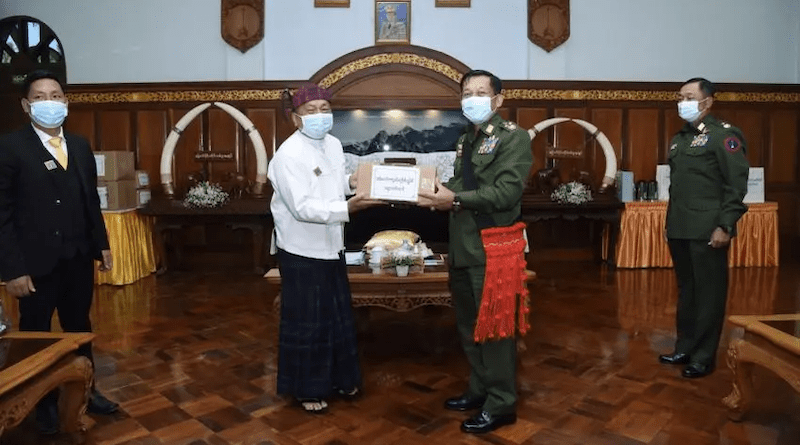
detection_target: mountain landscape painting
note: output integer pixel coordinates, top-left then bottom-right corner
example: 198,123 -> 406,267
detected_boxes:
331,109 -> 467,155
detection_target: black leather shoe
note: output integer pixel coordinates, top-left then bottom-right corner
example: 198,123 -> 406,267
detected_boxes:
658,352 -> 690,365
87,390 -> 119,415
444,394 -> 486,411
35,401 -> 59,435
461,410 -> 516,434
681,362 -> 714,379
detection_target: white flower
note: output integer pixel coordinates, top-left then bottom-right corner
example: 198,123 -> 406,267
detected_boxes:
183,181 -> 230,208
551,181 -> 592,205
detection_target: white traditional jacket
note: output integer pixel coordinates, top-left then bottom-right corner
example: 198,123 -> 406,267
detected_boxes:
268,131 -> 353,260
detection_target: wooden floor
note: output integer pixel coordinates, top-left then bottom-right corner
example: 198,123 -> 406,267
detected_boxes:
2,256 -> 799,445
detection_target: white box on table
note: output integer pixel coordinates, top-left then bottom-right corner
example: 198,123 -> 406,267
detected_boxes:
616,171 -> 634,202
656,164 -> 670,201
743,167 -> 764,203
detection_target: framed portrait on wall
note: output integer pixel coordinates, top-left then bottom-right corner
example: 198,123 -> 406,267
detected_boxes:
435,0 -> 470,6
375,1 -> 410,45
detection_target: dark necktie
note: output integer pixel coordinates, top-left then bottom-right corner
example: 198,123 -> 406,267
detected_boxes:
462,135 -> 477,191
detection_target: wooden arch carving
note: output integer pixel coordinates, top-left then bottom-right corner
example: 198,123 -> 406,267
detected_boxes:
308,45 -> 471,109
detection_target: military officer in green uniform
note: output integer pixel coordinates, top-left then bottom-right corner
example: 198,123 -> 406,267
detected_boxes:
659,77 -> 750,378
419,69 -> 533,434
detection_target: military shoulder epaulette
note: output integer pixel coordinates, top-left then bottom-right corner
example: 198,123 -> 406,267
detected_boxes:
721,121 -> 731,129
501,121 -> 518,131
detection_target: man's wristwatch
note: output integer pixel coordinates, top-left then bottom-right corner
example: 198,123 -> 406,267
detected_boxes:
452,196 -> 462,212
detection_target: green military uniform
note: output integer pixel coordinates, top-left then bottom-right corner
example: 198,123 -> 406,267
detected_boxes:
444,113 -> 533,416
666,114 -> 750,366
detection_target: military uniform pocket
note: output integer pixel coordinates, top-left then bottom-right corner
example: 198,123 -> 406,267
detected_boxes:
472,152 -> 497,168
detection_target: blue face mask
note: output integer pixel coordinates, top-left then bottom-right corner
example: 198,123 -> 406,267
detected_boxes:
461,96 -> 494,124
677,98 -> 708,123
29,100 -> 69,129
298,112 -> 333,140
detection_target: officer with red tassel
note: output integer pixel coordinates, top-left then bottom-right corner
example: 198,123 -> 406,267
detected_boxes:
419,69 -> 533,434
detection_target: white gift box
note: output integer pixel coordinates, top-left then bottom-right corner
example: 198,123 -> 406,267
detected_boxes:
743,167 -> 765,203
656,164 -> 671,201
616,171 -> 634,202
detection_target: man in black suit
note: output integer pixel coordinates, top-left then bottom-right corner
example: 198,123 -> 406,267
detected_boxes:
0,70 -> 119,435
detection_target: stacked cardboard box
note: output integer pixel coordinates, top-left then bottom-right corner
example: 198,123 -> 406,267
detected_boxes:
95,151 -> 137,211
135,170 -> 151,208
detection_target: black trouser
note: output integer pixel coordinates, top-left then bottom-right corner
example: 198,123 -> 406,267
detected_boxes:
19,253 -> 96,405
667,239 -> 729,366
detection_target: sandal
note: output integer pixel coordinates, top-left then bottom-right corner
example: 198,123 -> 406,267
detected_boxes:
297,398 -> 328,414
335,387 -> 361,400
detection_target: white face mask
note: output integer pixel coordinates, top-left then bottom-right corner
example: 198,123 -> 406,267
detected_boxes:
28,100 -> 69,128
677,99 -> 703,123
298,112 -> 333,139
461,96 -> 494,124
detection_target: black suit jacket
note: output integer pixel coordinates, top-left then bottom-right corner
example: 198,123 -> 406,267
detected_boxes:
0,125 -> 109,281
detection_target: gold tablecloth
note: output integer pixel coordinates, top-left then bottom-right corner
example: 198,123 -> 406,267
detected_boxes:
610,202 -> 779,268
95,210 -> 157,285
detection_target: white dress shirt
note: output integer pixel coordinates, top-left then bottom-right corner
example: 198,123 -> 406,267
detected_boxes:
32,124 -> 67,161
268,131 -> 354,260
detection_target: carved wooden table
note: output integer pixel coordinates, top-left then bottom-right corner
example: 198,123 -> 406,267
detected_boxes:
139,197 -> 272,274
722,314 -> 800,421
0,331 -> 95,438
522,195 -> 624,267
266,264 -> 536,312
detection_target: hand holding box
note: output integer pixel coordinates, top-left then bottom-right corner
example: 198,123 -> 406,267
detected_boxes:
355,163 -> 436,203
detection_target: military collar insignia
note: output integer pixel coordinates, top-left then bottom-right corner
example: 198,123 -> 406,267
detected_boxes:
456,142 -> 463,158
484,123 -> 495,135
690,134 -> 709,147
696,122 -> 709,134
44,160 -> 58,171
724,136 -> 742,153
478,135 -> 500,155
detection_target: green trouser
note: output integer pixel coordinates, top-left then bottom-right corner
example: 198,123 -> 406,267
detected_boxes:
667,238 -> 729,366
450,266 -> 517,415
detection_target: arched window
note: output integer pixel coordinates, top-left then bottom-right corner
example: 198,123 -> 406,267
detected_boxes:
0,15 -> 67,88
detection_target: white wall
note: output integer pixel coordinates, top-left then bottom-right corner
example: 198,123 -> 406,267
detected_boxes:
2,0 -> 798,84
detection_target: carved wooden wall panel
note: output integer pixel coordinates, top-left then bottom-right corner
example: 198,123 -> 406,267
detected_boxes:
552,107 -> 588,182
136,111 -> 167,184
627,109 -> 660,182
662,112 -> 684,162
64,110 -> 95,149
207,108 -> 240,181
98,111 -> 131,152
767,109 -> 798,183
335,73 -> 456,102
515,107 -> 548,175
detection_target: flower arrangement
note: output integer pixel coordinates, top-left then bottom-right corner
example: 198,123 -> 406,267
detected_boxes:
551,181 -> 593,205
183,181 -> 230,208
390,254 -> 419,267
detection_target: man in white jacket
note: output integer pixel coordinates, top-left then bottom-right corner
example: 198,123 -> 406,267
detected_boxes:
268,84 -> 379,413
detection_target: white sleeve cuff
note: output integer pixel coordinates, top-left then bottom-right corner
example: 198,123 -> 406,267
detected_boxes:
331,200 -> 350,222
